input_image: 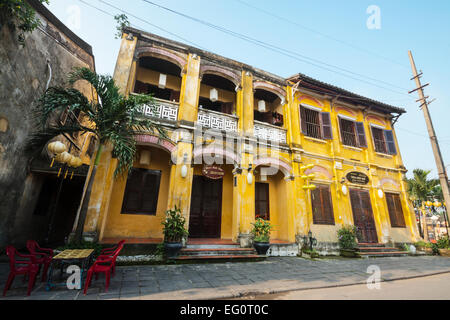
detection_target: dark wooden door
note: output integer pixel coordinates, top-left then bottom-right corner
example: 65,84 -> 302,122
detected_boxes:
189,176 -> 223,238
349,189 -> 378,243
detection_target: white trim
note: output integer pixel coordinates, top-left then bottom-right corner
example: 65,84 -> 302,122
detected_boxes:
337,114 -> 357,122
300,103 -> 322,112
370,123 -> 385,130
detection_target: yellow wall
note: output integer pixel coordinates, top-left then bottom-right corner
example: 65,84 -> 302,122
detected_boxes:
102,147 -> 171,239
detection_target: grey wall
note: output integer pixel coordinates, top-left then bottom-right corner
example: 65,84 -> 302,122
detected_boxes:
0,7 -> 95,249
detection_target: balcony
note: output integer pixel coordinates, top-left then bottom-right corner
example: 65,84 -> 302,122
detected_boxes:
138,97 -> 179,122
254,120 -> 287,144
197,108 -> 238,133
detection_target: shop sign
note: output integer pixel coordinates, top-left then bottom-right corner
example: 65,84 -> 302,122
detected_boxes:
346,171 -> 369,185
203,165 -> 225,180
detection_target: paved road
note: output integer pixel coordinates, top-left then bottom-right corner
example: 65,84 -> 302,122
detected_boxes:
1,256 -> 450,300
237,272 -> 450,300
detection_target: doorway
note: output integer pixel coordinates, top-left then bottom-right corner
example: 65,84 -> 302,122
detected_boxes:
189,176 -> 223,238
349,189 -> 378,243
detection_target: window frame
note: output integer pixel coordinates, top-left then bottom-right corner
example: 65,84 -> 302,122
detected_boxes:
338,116 -> 358,148
300,104 -> 332,140
121,168 -> 162,216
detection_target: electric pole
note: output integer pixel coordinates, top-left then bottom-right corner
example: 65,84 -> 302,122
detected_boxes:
408,50 -> 450,238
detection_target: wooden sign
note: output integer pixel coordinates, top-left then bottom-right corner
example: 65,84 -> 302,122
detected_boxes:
202,165 -> 225,180
346,171 -> 369,185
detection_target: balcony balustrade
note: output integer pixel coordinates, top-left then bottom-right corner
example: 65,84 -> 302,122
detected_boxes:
254,120 -> 287,144
197,108 -> 238,133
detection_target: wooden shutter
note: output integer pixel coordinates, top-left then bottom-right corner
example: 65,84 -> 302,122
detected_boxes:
311,185 -> 335,225
355,122 -> 367,148
320,112 -> 333,139
300,106 -> 307,134
255,183 -> 270,220
384,130 -> 397,155
386,193 -> 406,227
121,168 -> 161,215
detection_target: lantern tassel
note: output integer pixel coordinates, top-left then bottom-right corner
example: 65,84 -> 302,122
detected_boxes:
50,158 -> 55,168
70,172 -> 74,180
57,167 -> 62,177
64,169 -> 68,179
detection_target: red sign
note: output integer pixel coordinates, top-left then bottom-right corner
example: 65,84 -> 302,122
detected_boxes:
202,165 -> 225,180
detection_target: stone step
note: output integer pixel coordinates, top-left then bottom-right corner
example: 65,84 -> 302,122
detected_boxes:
176,254 -> 264,261
180,248 -> 257,256
358,247 -> 401,252
185,244 -> 241,249
357,243 -> 386,248
359,251 -> 409,258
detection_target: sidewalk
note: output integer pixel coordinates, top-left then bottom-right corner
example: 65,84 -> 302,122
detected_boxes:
1,256 -> 450,300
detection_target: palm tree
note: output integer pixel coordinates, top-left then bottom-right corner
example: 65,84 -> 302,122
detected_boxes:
29,67 -> 166,242
405,169 -> 440,240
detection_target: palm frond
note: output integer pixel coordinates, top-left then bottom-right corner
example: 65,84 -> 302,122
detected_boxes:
26,124 -> 84,153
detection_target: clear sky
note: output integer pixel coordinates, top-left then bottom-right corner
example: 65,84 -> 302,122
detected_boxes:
45,0 -> 450,179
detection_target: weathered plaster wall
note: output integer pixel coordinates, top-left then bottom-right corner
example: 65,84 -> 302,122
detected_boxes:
0,6 -> 95,248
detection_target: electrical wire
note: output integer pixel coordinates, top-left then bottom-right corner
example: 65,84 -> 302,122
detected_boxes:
140,0 -> 414,99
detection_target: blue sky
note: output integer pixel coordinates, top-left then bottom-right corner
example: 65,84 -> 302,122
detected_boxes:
45,0 -> 450,179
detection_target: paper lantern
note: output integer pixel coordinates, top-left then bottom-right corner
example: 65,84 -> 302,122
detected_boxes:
247,172 -> 253,185
258,100 -> 266,112
210,88 -> 218,102
158,73 -> 167,89
48,141 -> 67,154
378,189 -> 384,199
341,185 -> 348,196
55,151 -> 72,164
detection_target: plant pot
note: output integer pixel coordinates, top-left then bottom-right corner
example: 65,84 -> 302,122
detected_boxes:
438,248 -> 450,257
424,248 -> 433,255
253,242 -> 271,255
164,242 -> 183,259
340,248 -> 358,258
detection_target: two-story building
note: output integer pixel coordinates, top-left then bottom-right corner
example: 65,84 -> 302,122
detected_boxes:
79,26 -> 420,252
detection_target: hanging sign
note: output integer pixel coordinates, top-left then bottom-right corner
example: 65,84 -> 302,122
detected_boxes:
346,171 -> 369,185
202,165 -> 225,180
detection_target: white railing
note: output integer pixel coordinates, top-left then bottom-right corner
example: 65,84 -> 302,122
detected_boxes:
197,108 -> 238,133
139,97 -> 179,122
254,120 -> 287,144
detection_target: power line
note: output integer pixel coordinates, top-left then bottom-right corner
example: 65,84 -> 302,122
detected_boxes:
140,0 -> 414,100
233,0 -> 410,70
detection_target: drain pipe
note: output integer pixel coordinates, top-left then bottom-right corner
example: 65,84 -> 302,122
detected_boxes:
45,59 -> 52,90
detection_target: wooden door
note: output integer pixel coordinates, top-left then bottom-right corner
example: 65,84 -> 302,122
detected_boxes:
189,176 -> 223,238
349,189 -> 378,243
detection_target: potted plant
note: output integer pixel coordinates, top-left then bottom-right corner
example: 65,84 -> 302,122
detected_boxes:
251,217 -> 273,255
437,236 -> 450,257
161,207 -> 189,259
337,225 -> 359,257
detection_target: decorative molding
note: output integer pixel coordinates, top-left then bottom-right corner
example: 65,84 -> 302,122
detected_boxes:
193,145 -> 241,165
135,46 -> 187,71
335,106 -> 357,117
379,177 -> 400,188
197,109 -> 238,133
305,165 -> 333,180
366,115 -> 387,127
139,99 -> 179,122
135,134 -> 176,154
254,122 -> 287,144
297,94 -> 324,107
253,81 -> 287,104
200,64 -> 241,87
254,156 -> 293,177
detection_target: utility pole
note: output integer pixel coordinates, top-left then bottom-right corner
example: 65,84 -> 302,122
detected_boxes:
408,50 -> 450,239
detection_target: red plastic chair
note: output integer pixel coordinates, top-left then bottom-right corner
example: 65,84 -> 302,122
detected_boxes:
26,240 -> 53,282
97,240 -> 125,277
3,246 -> 39,296
83,246 -> 123,295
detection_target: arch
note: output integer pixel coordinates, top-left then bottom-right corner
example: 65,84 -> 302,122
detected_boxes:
297,94 -> 324,107
135,46 -> 187,72
335,106 -> 357,117
135,134 -> 176,154
253,81 -> 287,104
193,145 -> 241,165
200,65 -> 241,89
305,165 -> 333,180
253,156 -> 293,177
366,115 -> 387,127
379,177 -> 400,189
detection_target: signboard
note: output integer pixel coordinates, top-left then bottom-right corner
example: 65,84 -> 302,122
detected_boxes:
346,171 -> 369,185
202,165 -> 225,180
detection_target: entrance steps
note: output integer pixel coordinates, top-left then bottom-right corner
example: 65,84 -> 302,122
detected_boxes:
357,243 -> 409,258
176,240 -> 265,262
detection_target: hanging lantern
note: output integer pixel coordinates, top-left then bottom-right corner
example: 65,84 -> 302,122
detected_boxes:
210,88 -> 218,102
377,189 -> 384,199
258,100 -> 266,112
55,151 -> 72,164
69,156 -> 83,168
434,201 -> 442,208
47,141 -> 67,154
425,201 -> 433,207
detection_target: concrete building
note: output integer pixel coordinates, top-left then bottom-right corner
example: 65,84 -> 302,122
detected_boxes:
79,26 -> 420,253
0,0 -> 95,248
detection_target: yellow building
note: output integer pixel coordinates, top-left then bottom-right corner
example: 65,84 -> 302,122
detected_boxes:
81,27 -> 420,253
